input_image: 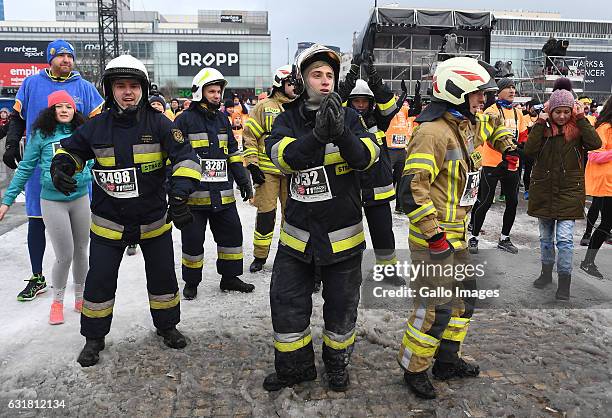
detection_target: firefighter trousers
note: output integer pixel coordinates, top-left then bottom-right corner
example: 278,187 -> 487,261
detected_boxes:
364,202 -> 397,266
270,250 -> 362,376
397,249 -> 477,373
252,173 -> 288,260
81,230 -> 180,338
181,203 -> 243,285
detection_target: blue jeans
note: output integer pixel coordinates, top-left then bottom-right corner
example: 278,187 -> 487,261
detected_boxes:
538,219 -> 575,274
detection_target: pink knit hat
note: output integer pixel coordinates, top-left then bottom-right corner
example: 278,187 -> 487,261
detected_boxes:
548,89 -> 574,112
47,90 -> 76,110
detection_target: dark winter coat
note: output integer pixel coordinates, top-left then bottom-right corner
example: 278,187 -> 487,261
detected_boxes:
524,115 -> 601,220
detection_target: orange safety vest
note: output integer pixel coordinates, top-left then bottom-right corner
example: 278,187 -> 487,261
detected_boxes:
585,123 -> 612,197
481,103 -> 528,167
386,105 -> 416,149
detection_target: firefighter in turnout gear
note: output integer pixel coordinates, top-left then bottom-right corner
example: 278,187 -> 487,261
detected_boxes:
396,57 -> 516,399
339,53 -> 407,286
262,44 -> 380,392
243,65 -> 297,273
174,67 -> 255,298
50,55 -> 202,367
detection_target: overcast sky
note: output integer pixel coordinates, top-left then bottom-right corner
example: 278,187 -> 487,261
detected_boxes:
4,0 -> 612,70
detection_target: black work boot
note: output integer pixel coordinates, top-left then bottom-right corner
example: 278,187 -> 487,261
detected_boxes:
77,337 -> 105,367
322,344 -> 352,392
183,283 -> 198,300
156,326 -> 187,349
220,276 -> 255,293
555,273 -> 571,301
263,344 -> 317,391
403,371 -> 436,399
249,257 -> 266,273
533,263 -> 554,289
432,358 -> 480,380
263,366 -> 317,391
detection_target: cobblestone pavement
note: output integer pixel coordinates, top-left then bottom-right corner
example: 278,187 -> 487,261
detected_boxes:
1,305 -> 610,417
1,198 -> 611,417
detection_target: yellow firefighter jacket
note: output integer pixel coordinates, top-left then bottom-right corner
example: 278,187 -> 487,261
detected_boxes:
400,112 -> 515,250
242,92 -> 292,175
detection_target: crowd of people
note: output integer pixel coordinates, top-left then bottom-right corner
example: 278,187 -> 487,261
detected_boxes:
0,38 -> 611,400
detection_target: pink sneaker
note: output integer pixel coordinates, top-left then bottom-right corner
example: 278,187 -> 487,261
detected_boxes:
74,299 -> 83,313
49,302 -> 64,325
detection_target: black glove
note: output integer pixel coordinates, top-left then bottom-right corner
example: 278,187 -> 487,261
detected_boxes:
167,194 -> 193,230
313,94 -> 334,143
246,164 -> 266,185
325,92 -> 345,139
3,142 -> 21,170
338,80 -> 354,103
414,80 -> 422,98
366,54 -> 383,88
400,79 -> 407,95
238,183 -> 253,201
50,155 -> 77,196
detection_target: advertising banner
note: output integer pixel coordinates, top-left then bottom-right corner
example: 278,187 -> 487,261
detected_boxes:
567,51 -> 612,93
177,42 -> 240,77
0,41 -> 48,87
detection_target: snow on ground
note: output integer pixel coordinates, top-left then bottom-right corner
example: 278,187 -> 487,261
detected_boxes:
0,193 -> 611,417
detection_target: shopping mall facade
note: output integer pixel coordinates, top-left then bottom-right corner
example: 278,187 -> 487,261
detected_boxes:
0,9 -> 271,99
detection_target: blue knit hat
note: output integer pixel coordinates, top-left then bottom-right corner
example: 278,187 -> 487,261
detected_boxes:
47,39 -> 76,64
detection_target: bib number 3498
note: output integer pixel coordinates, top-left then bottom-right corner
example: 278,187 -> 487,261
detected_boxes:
92,167 -> 139,199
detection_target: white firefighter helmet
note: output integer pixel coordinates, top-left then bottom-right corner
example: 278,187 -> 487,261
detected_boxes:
348,79 -> 375,101
191,67 -> 227,102
102,54 -> 150,103
431,57 -> 497,105
293,43 -> 341,96
272,64 -> 293,89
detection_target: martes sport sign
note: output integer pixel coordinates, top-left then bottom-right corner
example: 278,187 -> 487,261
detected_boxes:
0,41 -> 48,87
177,42 -> 240,77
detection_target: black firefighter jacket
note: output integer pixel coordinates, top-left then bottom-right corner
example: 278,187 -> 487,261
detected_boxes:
265,98 -> 380,265
57,105 -> 201,244
174,103 -> 250,212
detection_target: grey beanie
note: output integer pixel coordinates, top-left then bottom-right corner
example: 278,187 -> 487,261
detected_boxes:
497,78 -> 515,92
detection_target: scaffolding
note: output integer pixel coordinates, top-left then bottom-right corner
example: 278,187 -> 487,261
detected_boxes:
519,55 -> 587,102
97,0 -> 120,86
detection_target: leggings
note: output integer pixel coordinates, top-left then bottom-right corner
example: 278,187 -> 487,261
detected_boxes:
470,166 -> 519,237
40,195 -> 91,303
522,155 -> 534,192
589,197 -> 612,251
27,217 -> 45,275
584,197 -> 603,237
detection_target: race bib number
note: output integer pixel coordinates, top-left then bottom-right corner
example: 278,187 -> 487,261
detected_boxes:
290,166 -> 332,202
200,158 -> 228,182
459,170 -> 481,207
392,134 -> 406,145
92,168 -> 139,199
52,142 -> 61,155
